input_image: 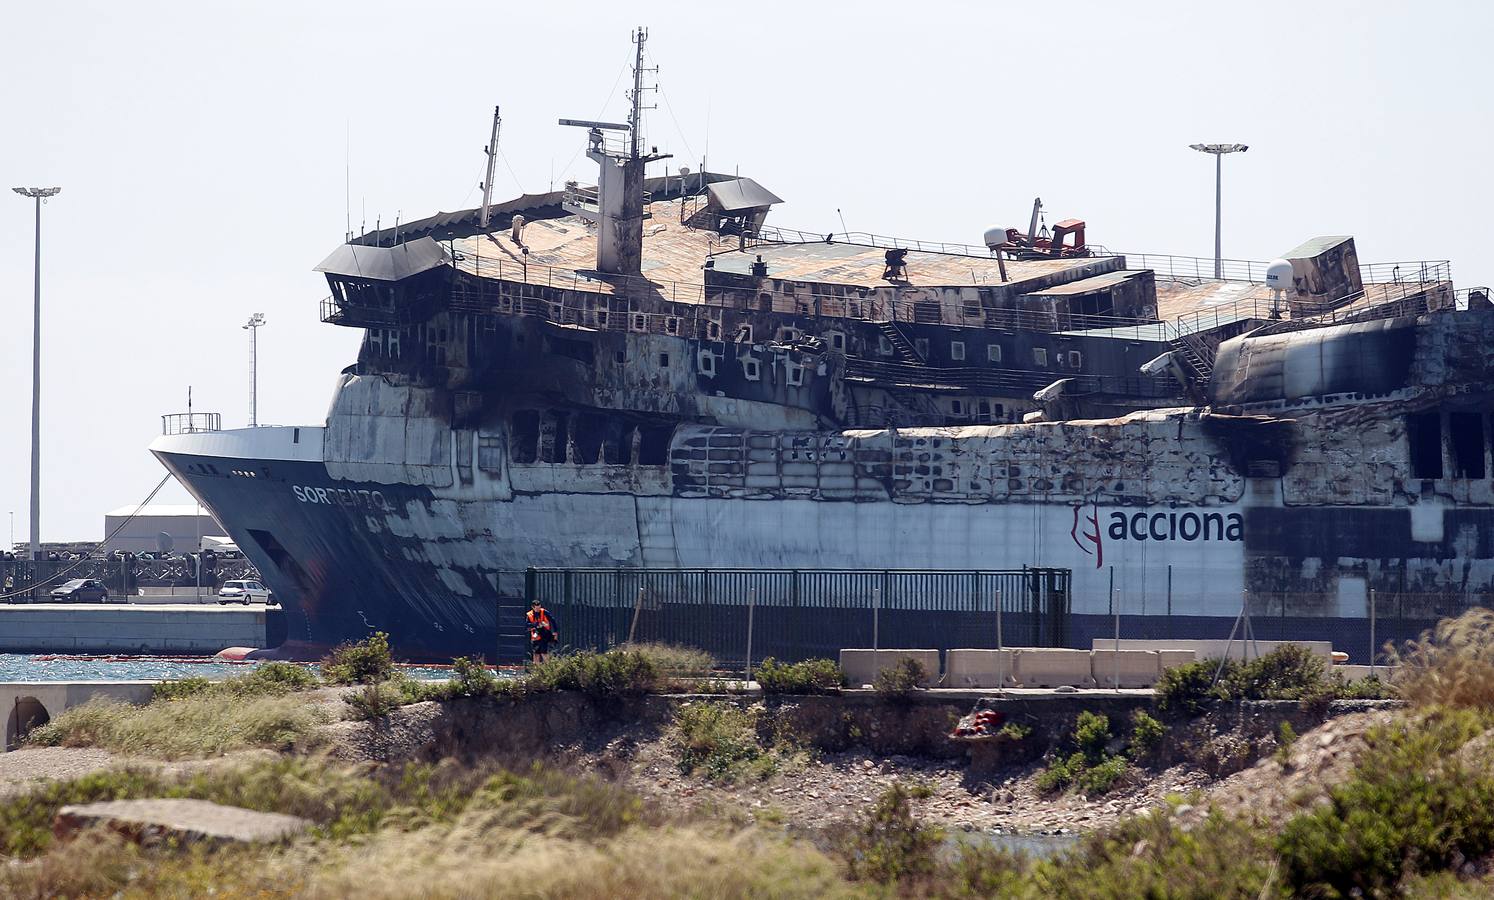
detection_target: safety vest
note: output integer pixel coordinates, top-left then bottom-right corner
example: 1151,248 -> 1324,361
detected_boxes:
527,607 -> 553,641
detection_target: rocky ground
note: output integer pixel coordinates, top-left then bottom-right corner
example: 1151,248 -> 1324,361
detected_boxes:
1,692 -> 1394,841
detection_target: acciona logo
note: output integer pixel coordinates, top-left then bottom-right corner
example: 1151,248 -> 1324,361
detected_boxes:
1069,497 -> 1243,569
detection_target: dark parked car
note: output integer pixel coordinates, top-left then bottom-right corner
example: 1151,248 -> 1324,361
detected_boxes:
50,578 -> 110,603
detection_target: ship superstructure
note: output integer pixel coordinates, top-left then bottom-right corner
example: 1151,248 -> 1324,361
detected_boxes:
151,32 -> 1493,659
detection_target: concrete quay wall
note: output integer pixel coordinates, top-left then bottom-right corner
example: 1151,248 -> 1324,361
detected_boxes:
0,604 -> 266,655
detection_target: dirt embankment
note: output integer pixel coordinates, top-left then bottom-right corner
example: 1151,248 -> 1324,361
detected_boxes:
314,691 -> 1397,836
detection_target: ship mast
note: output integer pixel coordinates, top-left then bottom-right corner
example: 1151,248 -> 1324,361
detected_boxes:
558,26 -> 670,276
479,105 -> 501,231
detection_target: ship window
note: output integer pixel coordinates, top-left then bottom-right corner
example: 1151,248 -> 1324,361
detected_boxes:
879,336 -> 893,356
736,324 -> 753,343
951,341 -> 965,361
1450,412 -> 1485,478
787,363 -> 804,386
743,358 -> 761,381
850,301 -> 864,318
658,353 -> 670,368
1033,347 -> 1048,366
639,426 -> 673,466
978,400 -> 991,421
632,314 -> 646,332
597,309 -> 609,326
614,349 -> 625,365
573,413 -> 607,465
950,399 -> 965,416
540,412 -> 569,464
828,332 -> 845,351
1407,412 -> 1443,479
707,320 -> 721,340
1068,350 -> 1082,369
915,338 -> 929,358
665,317 -> 679,335
478,436 -> 503,472
698,351 -> 716,376
781,327 -> 798,342
987,344 -> 1002,363
511,410 -> 539,464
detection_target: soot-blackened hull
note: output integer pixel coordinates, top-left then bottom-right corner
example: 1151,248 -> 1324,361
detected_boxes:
152,449 -> 497,661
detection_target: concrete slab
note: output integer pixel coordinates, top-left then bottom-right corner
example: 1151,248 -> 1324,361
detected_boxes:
0,605 -> 265,655
1091,649 -> 1162,688
55,799 -> 309,845
943,649 -> 1017,688
1093,639 -> 1334,662
839,649 -> 942,687
1013,648 -> 1093,688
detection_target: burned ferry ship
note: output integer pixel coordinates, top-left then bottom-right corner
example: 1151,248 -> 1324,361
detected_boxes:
152,34 -> 1494,660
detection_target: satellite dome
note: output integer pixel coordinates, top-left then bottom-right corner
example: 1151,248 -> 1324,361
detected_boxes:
679,166 -> 692,176
983,226 -> 1011,249
1265,258 -> 1294,290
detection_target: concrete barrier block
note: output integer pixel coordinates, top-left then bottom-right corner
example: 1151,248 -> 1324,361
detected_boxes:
943,649 -> 1017,687
1090,650 -> 1162,688
838,649 -> 942,687
1093,639 -> 1334,662
1156,649 -> 1197,674
1013,649 -> 1094,688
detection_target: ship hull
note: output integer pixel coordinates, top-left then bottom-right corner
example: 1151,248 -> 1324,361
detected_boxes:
151,422 -> 1493,662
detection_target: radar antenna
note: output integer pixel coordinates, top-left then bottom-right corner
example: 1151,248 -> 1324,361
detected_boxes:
627,26 -> 658,160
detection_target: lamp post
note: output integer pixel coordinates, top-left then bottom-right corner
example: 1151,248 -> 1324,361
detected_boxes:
243,313 -> 265,426
12,187 -> 59,573
1188,144 -> 1247,279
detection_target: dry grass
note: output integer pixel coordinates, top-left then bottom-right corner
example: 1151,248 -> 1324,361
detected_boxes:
26,693 -> 330,758
1389,608 -> 1494,709
618,642 -> 716,678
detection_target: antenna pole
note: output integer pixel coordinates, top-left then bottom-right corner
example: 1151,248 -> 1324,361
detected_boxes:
629,28 -> 646,159
480,105 -> 501,230
243,313 -> 266,427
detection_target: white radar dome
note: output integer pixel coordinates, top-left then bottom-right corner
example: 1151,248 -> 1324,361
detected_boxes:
983,226 -> 1011,249
1265,258 -> 1294,290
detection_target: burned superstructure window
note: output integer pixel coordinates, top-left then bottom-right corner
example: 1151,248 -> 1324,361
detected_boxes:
1450,412 -> 1486,479
639,426 -> 673,466
1407,412 -> 1443,479
478,436 -> 503,472
540,412 -> 570,463
574,412 -> 607,465
511,410 -> 539,464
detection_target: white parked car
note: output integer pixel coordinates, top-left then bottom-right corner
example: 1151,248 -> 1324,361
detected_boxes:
217,580 -> 276,605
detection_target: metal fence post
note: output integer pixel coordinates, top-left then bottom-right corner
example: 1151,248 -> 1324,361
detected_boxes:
746,587 -> 757,684
872,586 -> 881,652
995,588 -> 1005,687
1369,588 -> 1377,676
1113,589 -> 1121,692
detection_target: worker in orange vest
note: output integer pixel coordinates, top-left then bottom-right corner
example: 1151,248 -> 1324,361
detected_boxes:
527,598 -> 558,664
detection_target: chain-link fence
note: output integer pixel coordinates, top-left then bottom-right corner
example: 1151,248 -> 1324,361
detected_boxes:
522,567 -> 1072,672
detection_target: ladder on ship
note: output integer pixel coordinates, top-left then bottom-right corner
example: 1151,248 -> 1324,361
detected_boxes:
1169,330 -> 1216,383
877,321 -> 927,365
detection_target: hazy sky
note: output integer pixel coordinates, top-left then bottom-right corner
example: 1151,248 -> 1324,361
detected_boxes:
2,0 -> 1491,542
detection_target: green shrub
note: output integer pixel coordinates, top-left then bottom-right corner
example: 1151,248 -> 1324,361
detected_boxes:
756,657 -> 845,695
1274,721 -> 1298,766
674,701 -> 773,782
620,643 -> 715,677
529,649 -> 659,696
26,693 -> 326,758
321,632 -> 394,685
1077,756 -> 1130,795
1277,710 -> 1494,896
1389,608 -> 1494,709
344,681 -> 401,720
1035,751 -> 1086,794
1128,709 -> 1166,760
1073,711 -> 1111,760
873,657 -> 927,700
1221,644 -> 1331,703
997,721 -> 1032,741
1337,672 -> 1397,700
840,782 -> 943,884
152,676 -> 212,701
1156,659 -> 1225,715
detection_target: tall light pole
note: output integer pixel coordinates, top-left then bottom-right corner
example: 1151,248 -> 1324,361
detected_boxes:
13,187 -> 59,569
1188,144 -> 1247,278
243,313 -> 265,426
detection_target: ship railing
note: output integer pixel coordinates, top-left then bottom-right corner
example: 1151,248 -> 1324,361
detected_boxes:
161,412 -> 221,435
